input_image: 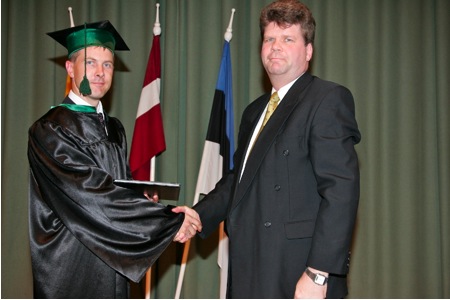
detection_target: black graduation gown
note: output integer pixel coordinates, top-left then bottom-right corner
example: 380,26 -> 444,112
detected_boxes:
28,101 -> 183,298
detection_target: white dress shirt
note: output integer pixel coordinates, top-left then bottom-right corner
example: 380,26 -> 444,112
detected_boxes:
68,90 -> 108,134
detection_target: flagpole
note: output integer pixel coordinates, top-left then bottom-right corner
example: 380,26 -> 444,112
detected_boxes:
218,9 -> 234,299
174,9 -> 235,299
144,4 -> 161,299
224,8 -> 235,42
68,7 -> 74,27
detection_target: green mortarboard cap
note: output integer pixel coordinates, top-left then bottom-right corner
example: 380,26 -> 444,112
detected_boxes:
47,20 -> 130,57
47,20 -> 129,96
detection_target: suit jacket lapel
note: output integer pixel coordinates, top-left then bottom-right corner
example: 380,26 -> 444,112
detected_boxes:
232,73 -> 314,210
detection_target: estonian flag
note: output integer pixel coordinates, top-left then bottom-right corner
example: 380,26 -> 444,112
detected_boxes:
192,40 -> 234,299
193,41 -> 234,205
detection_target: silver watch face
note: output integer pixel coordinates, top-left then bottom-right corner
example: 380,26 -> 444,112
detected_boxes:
314,274 -> 326,285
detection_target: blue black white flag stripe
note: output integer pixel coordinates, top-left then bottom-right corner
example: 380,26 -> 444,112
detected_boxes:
193,40 -> 234,300
194,41 -> 235,203
175,16 -> 235,298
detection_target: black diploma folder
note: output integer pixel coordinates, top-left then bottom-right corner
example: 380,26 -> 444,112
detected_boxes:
114,179 -> 180,201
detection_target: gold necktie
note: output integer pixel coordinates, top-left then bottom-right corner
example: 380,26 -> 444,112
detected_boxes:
261,92 -> 280,128
262,92 -> 280,128
253,92 -> 280,144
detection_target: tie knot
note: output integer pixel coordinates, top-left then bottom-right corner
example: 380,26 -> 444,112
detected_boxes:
270,92 -> 280,104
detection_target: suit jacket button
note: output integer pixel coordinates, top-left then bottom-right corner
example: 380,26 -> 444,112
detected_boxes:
264,222 -> 271,228
283,149 -> 289,156
274,185 -> 281,191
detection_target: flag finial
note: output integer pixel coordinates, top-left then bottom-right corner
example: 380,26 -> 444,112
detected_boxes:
68,7 -> 75,27
224,8 -> 235,42
153,3 -> 161,36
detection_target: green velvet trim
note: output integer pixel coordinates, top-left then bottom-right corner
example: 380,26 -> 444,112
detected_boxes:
51,104 -> 97,113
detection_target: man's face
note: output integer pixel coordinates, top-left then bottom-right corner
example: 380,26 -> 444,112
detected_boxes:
66,46 -> 114,104
261,22 -> 313,87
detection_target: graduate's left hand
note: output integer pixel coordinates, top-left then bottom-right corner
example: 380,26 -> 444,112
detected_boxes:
144,191 -> 159,203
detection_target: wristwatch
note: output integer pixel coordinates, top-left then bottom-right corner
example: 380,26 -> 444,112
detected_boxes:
305,268 -> 328,285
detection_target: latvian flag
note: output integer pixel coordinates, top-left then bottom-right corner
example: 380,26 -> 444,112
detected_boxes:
193,40 -> 234,299
129,34 -> 166,181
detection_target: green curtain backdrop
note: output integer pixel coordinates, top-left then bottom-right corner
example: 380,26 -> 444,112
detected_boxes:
1,0 -> 449,298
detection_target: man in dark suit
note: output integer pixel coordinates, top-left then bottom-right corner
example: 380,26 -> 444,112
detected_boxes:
192,0 -> 361,298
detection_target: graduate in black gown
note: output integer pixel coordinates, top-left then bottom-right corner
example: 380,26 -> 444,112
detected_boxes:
27,20 -> 201,298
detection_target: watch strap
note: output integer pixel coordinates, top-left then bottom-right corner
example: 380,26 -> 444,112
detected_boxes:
305,268 -> 328,285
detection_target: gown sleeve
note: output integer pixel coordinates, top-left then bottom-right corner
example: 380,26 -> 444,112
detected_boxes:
28,109 -> 184,282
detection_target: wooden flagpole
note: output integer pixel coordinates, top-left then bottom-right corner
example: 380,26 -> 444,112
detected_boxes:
174,8 -> 235,299
145,4 -> 161,299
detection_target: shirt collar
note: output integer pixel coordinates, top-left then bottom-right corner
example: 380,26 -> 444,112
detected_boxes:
68,90 -> 104,115
271,72 -> 305,100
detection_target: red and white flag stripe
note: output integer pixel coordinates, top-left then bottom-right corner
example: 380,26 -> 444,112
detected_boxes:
129,35 -> 166,181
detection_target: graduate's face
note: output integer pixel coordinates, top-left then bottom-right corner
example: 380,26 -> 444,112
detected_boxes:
66,46 -> 114,105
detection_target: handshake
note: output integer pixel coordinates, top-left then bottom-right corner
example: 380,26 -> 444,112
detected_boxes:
144,189 -> 203,243
171,206 -> 203,243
